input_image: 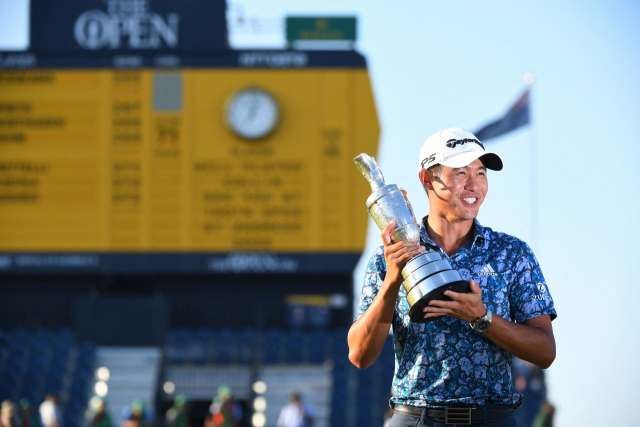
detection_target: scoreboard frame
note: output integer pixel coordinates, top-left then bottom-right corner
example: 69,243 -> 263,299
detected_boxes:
0,49 -> 379,276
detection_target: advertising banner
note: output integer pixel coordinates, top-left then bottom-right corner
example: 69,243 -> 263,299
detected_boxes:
30,0 -> 227,53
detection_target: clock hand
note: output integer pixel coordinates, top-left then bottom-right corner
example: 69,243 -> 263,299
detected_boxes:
243,94 -> 260,124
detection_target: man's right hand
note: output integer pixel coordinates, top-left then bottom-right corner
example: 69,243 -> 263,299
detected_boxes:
348,220 -> 425,369
381,221 -> 425,287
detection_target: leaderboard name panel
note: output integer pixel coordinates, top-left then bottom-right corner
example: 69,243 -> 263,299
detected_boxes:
0,67 -> 378,254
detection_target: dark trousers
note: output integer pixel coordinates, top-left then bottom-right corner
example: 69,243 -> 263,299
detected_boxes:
388,412 -> 520,427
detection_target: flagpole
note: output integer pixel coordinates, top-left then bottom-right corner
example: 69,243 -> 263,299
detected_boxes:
527,78 -> 538,252
474,79 -> 538,250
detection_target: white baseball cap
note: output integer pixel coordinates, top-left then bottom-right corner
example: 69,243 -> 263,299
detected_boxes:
418,127 -> 503,171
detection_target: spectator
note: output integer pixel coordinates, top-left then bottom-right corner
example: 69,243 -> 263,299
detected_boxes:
530,401 -> 555,427
207,386 -> 241,427
512,357 -> 555,427
88,397 -> 112,427
1,400 -> 17,427
18,400 -> 40,427
165,395 -> 190,427
276,392 -> 314,427
382,391 -> 395,427
38,395 -> 60,427
121,400 -> 152,427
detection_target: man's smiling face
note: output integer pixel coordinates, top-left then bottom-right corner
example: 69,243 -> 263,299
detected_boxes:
426,158 -> 488,222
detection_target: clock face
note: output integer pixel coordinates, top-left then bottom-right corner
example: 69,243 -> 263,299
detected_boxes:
225,88 -> 279,140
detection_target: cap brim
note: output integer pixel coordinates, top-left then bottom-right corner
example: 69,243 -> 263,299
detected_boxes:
440,151 -> 503,171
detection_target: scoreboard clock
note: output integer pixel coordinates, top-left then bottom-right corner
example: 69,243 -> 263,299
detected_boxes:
225,87 -> 280,140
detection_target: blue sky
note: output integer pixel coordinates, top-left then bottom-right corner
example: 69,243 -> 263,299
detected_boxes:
2,1 -> 639,425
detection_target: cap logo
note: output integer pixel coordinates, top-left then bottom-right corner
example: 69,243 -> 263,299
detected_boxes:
445,138 -> 484,150
420,153 -> 436,168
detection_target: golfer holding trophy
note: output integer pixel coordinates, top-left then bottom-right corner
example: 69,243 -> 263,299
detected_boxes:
348,128 -> 557,426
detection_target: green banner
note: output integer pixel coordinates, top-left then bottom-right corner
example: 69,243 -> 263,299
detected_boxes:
286,17 -> 357,42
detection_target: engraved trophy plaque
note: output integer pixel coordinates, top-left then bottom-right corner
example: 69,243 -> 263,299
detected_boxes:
354,153 -> 470,323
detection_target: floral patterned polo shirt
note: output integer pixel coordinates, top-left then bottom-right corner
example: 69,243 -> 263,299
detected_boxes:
355,217 -> 557,408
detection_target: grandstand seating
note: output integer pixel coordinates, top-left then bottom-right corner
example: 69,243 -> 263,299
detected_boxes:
164,327 -> 396,427
0,327 -> 394,427
94,347 -> 161,426
0,328 -> 96,427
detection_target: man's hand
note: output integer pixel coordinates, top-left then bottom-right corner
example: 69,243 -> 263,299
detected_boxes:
348,221 -> 425,369
381,221 -> 425,286
423,279 -> 556,368
422,279 -> 486,323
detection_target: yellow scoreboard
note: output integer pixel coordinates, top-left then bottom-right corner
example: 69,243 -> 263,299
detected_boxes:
0,51 -> 379,273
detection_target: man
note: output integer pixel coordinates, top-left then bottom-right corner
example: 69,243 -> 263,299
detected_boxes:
348,128 -> 557,427
165,394 -> 190,427
18,400 -> 41,427
512,358 -> 555,427
208,385 -> 242,427
38,395 -> 59,427
89,397 -> 113,427
1,400 -> 17,427
121,399 -> 153,427
276,392 -> 314,427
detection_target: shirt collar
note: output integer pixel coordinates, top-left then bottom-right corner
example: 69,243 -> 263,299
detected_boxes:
419,216 -> 489,250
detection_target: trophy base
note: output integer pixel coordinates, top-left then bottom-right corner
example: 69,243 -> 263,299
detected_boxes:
408,280 -> 471,323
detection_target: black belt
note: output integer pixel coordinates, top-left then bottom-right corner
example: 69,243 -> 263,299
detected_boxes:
393,403 -> 515,425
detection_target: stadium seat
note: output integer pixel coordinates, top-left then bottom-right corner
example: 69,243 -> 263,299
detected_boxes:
330,413 -> 347,427
196,327 -> 212,341
286,331 -> 303,363
215,329 -> 233,363
169,328 -> 190,347
262,328 -> 281,363
44,377 -> 63,394
241,327 -> 256,340
22,386 -> 37,403
29,350 -> 48,369
356,412 -> 374,427
0,328 -> 96,427
309,330 -> 326,358
238,329 -> 255,363
167,328 -> 192,362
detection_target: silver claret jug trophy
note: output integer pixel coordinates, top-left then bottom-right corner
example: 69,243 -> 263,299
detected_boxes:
354,153 -> 470,323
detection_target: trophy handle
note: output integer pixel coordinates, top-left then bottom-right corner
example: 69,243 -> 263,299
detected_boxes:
353,153 -> 385,191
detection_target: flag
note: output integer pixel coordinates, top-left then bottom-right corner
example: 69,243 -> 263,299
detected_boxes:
474,89 -> 530,142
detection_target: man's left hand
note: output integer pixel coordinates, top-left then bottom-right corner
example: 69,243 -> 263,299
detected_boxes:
423,279 -> 487,323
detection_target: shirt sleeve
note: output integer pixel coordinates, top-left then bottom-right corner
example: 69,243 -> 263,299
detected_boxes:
276,407 -> 285,427
303,404 -> 315,419
509,242 -> 557,323
354,246 -> 387,322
